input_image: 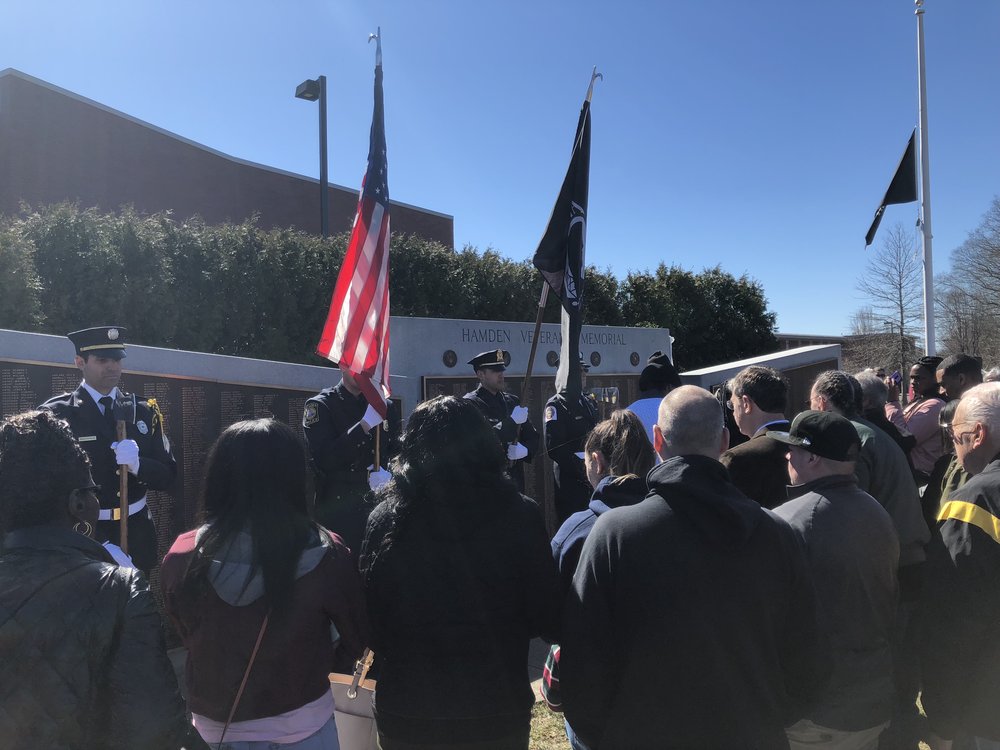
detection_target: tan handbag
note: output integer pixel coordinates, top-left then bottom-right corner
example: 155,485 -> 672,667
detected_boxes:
330,648 -> 377,750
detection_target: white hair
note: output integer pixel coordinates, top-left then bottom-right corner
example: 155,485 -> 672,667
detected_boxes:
854,370 -> 888,408
959,382 -> 1000,441
656,385 -> 724,459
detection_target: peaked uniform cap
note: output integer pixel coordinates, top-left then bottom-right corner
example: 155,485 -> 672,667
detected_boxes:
469,349 -> 509,371
68,326 -> 128,359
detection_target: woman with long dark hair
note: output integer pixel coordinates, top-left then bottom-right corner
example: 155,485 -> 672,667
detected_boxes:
161,418 -> 368,749
360,396 -> 561,750
0,410 -> 205,749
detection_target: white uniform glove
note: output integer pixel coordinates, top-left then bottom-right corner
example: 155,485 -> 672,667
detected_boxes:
510,405 -> 529,425
507,443 -> 529,461
361,403 -> 383,431
368,465 -> 391,492
111,440 -> 140,475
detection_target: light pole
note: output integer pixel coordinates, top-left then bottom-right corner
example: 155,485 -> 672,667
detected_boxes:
295,75 -> 329,238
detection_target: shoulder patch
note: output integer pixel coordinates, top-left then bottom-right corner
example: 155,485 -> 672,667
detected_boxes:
304,401 -> 320,427
136,420 -> 149,435
545,405 -> 557,422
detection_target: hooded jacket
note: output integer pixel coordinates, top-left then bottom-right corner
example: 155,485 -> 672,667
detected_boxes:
551,474 -> 648,592
561,455 -> 828,750
160,525 -> 368,724
0,526 -> 206,750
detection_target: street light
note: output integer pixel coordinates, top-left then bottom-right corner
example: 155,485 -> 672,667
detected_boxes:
295,75 -> 329,238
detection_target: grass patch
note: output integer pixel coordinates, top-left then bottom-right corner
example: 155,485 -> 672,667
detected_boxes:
530,701 -> 570,750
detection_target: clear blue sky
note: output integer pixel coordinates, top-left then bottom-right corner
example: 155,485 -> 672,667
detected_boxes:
3,0 -> 998,337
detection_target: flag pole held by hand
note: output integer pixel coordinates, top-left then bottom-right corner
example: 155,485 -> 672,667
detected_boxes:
113,395 -> 136,554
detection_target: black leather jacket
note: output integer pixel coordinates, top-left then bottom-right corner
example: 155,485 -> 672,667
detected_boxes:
0,526 -> 206,750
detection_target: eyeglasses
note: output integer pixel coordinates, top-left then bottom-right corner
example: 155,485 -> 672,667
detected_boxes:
945,422 -> 976,443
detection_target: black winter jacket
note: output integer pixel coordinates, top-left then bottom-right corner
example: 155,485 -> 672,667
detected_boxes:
0,526 -> 206,750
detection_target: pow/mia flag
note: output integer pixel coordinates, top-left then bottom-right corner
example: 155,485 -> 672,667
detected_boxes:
865,129 -> 918,248
532,97 -> 591,398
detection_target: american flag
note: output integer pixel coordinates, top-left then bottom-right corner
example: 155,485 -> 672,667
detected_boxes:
316,62 -> 391,417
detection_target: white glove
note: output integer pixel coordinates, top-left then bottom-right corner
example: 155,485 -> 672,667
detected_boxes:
510,405 -> 529,425
361,403 -> 382,431
367,466 -> 391,492
111,440 -> 140,475
507,443 -> 529,461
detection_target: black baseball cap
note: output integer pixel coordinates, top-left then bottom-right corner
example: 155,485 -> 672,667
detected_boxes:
468,349 -> 509,371
767,410 -> 860,462
67,326 -> 127,359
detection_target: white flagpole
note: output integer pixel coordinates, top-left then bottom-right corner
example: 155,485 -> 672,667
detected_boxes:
915,0 -> 935,355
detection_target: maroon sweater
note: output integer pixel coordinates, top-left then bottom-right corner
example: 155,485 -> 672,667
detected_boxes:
161,528 -> 369,722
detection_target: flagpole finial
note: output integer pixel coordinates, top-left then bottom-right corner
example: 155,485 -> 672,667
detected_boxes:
369,27 -> 382,66
914,0 -> 925,15
586,66 -> 603,103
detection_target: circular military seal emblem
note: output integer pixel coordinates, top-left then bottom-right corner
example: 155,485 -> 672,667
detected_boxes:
137,420 -> 148,435
108,328 -> 120,341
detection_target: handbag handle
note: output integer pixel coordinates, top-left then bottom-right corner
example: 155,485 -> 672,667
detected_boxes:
349,648 -> 375,699
217,611 -> 271,749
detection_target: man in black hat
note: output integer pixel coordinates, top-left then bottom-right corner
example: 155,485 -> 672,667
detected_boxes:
463,349 -> 539,493
39,326 -> 176,573
544,355 -> 599,523
768,411 -> 899,749
625,350 -> 682,444
303,369 -> 399,561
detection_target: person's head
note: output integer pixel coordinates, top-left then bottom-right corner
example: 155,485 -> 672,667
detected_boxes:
854,370 -> 889,411
985,367 -> 1000,384
197,418 -> 312,610
68,327 -> 128,396
638,351 -> 681,398
768,410 -> 860,485
391,396 -> 508,494
583,410 -> 656,489
728,366 -> 788,437
937,398 -> 960,448
949,383 -> 1000,476
0,410 -> 99,536
468,350 -> 508,395
910,356 -> 942,399
654,385 -> 728,461
810,370 -> 858,418
340,369 -> 361,396
937,354 -> 983,400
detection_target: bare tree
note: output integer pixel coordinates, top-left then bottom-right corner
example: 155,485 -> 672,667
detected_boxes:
937,198 -> 1000,368
855,223 -> 923,377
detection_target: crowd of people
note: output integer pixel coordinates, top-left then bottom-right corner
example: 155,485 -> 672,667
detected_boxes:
3,326 -> 1000,750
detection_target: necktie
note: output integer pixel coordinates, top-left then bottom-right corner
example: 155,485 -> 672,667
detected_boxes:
99,396 -> 115,428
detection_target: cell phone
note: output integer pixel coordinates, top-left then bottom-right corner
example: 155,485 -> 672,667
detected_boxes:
890,371 -> 902,385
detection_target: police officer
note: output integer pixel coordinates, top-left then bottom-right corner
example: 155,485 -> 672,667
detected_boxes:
303,370 -> 397,560
544,355 -> 599,523
463,349 -> 540,493
40,326 -> 176,573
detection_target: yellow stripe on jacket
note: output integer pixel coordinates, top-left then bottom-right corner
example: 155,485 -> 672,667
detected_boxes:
938,500 -> 1000,545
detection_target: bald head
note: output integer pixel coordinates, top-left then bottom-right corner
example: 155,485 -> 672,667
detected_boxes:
655,385 -> 727,460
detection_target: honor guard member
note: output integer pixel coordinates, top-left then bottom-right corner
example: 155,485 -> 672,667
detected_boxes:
303,370 -> 397,561
39,327 -> 176,573
463,349 -> 540,493
544,356 -> 600,523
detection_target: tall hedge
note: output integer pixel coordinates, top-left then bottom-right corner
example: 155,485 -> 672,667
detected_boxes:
0,204 -> 777,369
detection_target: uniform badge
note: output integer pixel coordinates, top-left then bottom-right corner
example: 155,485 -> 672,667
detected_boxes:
108,328 -> 120,341
544,405 -> 557,422
137,420 -> 148,435
304,402 -> 319,427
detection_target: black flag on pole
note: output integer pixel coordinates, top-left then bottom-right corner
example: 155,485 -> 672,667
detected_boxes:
532,99 -> 591,398
865,130 -> 918,247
